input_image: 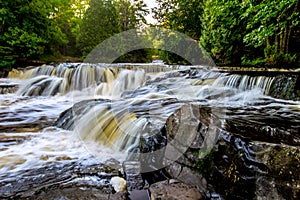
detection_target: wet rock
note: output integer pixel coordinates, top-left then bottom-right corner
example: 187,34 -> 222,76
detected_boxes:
55,99 -> 110,130
0,97 -> 67,133
128,189 -> 150,200
138,125 -> 168,173
0,160 -> 123,199
253,142 -> 300,199
53,96 -> 300,199
0,84 -> 18,94
166,162 -> 207,193
269,75 -> 299,101
157,103 -> 300,199
164,104 -> 202,166
34,187 -> 126,200
123,161 -> 144,191
149,179 -> 203,200
0,71 -> 8,78
225,113 -> 300,146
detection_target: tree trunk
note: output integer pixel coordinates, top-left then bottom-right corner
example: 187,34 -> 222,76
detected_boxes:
266,36 -> 271,62
279,27 -> 284,53
282,26 -> 288,54
285,27 -> 292,54
275,33 -> 279,52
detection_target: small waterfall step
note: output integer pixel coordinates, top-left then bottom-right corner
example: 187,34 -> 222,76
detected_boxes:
0,81 -> 18,94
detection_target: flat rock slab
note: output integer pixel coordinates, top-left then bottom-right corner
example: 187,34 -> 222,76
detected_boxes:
149,180 -> 203,200
34,187 -> 126,200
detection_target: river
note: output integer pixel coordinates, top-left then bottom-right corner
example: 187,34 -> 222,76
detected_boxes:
0,63 -> 299,199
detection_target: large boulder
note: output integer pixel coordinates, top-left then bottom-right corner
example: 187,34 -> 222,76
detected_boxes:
149,103 -> 300,199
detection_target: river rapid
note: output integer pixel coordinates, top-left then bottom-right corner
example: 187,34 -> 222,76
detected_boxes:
0,63 -> 299,199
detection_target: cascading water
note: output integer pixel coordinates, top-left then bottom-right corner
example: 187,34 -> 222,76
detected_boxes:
212,74 -> 276,94
192,71 -> 299,99
0,63 -> 299,199
12,64 -> 152,98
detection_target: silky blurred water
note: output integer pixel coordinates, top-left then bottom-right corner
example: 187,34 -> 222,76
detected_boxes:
0,63 -> 299,179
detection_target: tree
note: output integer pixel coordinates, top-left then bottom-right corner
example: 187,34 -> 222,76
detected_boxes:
77,0 -> 149,59
114,0 -> 152,63
243,0 -> 299,66
153,0 -> 203,40
0,0 -> 74,69
77,0 -> 123,56
151,0 -> 205,64
49,0 -> 75,56
200,0 -> 246,65
153,0 -> 299,67
118,0 -> 148,30
0,0 -> 46,68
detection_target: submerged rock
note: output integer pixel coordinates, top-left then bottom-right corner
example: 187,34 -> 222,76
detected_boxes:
54,99 -> 110,130
269,75 -> 300,101
123,161 -> 144,191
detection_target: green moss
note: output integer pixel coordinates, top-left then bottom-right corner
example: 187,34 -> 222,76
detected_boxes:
193,150 -> 214,177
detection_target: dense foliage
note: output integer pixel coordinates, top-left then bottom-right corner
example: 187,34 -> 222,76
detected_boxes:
0,0 -> 150,69
0,0 -> 88,69
154,0 -> 300,67
77,0 -> 120,55
200,0 -> 246,65
77,0 -> 151,62
153,0 -> 203,40
1,0 -> 60,68
242,0 -> 299,66
0,0 -> 299,69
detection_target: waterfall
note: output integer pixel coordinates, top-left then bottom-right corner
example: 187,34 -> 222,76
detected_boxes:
212,74 -> 276,95
96,68 -> 147,98
10,63 -> 299,100
56,95 -> 183,158
0,80 -> 18,94
74,103 -> 146,152
13,64 -> 150,97
189,72 -> 298,100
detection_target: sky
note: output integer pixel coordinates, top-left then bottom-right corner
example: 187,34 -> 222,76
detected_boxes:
143,0 -> 158,24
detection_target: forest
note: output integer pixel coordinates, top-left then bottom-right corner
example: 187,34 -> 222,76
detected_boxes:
0,0 -> 299,69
